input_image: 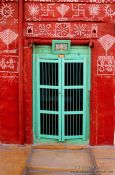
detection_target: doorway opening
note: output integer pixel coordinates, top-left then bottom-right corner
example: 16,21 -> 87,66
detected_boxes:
33,44 -> 91,144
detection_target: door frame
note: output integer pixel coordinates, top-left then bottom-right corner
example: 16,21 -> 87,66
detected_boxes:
33,44 -> 91,144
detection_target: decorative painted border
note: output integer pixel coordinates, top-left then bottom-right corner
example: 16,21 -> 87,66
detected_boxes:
25,22 -> 98,39
97,56 -> 115,76
0,55 -> 18,73
25,3 -> 115,22
24,0 -> 115,3
1,0 -> 18,2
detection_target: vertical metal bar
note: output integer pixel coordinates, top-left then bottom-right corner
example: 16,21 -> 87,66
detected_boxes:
48,63 -> 50,85
46,114 -> 47,135
49,89 -> 50,111
67,63 -> 68,136
49,114 -> 50,135
42,64 -> 45,110
55,114 -> 56,135
76,63 -> 79,86
76,114 -> 78,135
55,89 -> 56,111
72,65 -> 74,135
52,89 -> 53,111
72,62 -> 73,86
73,89 -> 74,111
52,64 -> 53,111
59,59 -> 62,141
46,63 -> 48,135
52,63 -> 53,86
83,59 -> 87,140
43,113 -> 44,134
49,64 -> 50,111
37,60 -> 40,139
43,63 -> 44,84
80,63 -> 81,85
51,114 -> 53,135
78,114 -> 80,135
55,63 -> 56,86
45,63 -> 47,111
67,63 -> 68,111
66,115 -> 68,136
61,59 -> 64,141
45,63 -> 47,85
79,89 -> 80,111
54,63 -> 56,111
70,64 -> 71,111
76,89 -> 78,111
69,115 -> 71,136
73,115 -> 75,136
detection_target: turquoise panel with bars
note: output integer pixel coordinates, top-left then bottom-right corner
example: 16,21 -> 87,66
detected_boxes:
33,45 -> 91,143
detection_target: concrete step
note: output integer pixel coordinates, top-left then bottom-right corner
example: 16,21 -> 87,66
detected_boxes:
33,144 -> 87,150
27,170 -> 93,175
26,148 -> 98,175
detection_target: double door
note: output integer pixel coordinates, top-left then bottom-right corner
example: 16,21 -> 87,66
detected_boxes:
35,54 -> 87,142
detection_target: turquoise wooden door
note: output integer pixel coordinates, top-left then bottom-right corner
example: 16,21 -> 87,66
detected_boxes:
61,57 -> 86,141
33,46 -> 90,143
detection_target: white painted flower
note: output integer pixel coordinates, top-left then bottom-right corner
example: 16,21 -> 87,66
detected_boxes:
39,24 -> 51,36
104,5 -> 115,18
56,23 -> 70,37
74,24 -> 86,36
28,4 -> 39,19
88,4 -> 100,16
0,4 -> 14,18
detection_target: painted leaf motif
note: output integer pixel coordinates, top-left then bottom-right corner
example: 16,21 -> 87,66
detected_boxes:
0,29 -> 18,45
57,4 -> 69,16
98,34 -> 115,52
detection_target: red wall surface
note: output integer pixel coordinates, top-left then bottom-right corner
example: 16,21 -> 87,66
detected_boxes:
0,0 -> 115,145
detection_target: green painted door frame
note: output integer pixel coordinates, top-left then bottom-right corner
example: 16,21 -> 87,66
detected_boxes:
33,45 -> 91,144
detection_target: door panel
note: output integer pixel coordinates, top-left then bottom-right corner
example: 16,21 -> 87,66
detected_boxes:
61,59 -> 86,141
37,59 -> 62,141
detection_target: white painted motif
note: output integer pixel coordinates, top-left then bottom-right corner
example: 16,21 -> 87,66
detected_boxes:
38,24 -> 51,36
91,24 -> 98,38
74,24 -> 86,36
0,29 -> 18,50
0,3 -> 14,24
56,4 -> 70,21
88,4 -> 100,16
0,58 -> 15,70
28,4 -> 39,20
0,3 -> 14,19
40,3 -> 55,17
104,5 -> 115,19
0,49 -> 18,54
98,34 -> 115,56
24,0 -> 114,3
27,24 -> 34,36
14,19 -> 18,24
97,35 -> 115,75
25,22 -> 99,39
97,56 -> 114,75
55,23 -> 70,37
72,4 -> 85,18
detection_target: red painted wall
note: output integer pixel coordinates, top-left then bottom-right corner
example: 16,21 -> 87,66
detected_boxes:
0,0 -> 114,145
